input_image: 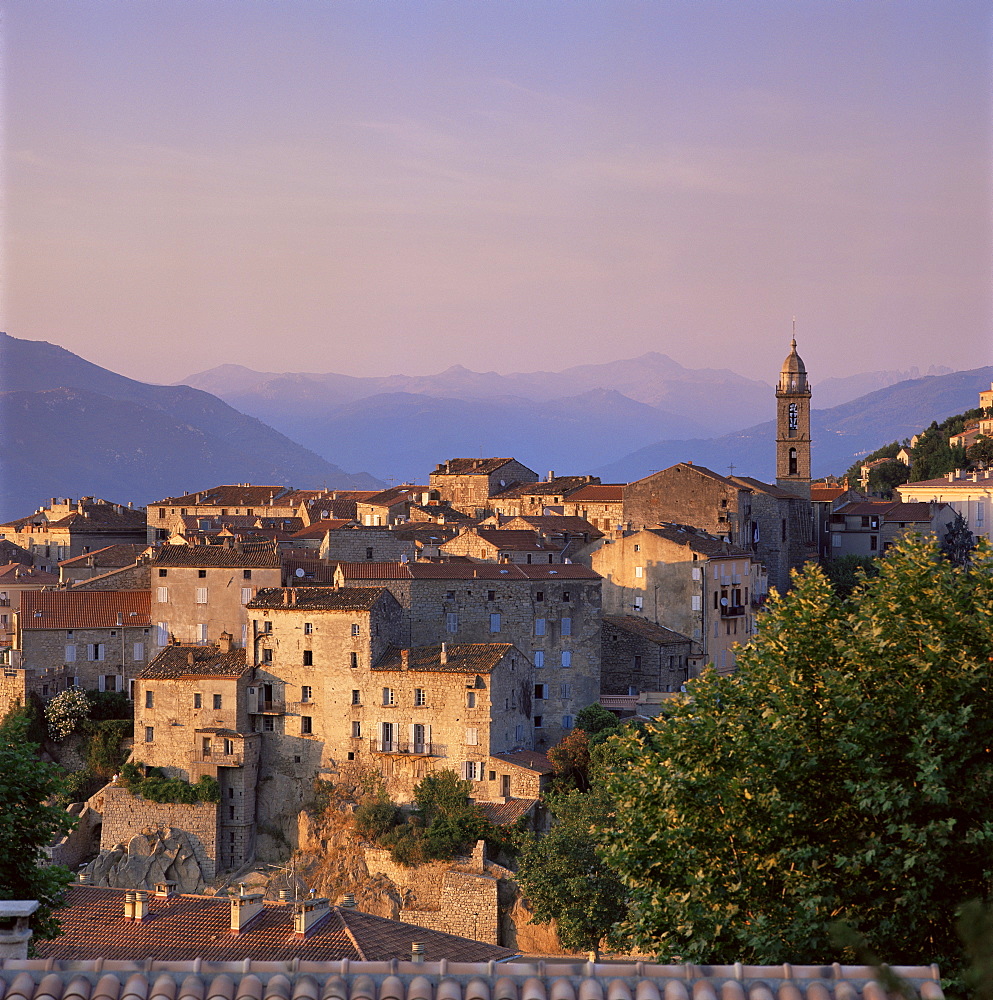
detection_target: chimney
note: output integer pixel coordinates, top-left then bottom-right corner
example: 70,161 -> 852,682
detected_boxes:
187,650 -> 195,666
218,631 -> 233,654
78,872 -> 91,884
133,890 -> 150,921
293,897 -> 331,938
283,588 -> 290,605
400,649 -> 409,670
440,642 -> 447,665
547,471 -> 554,482
154,881 -> 177,898
124,890 -> 135,920
411,942 -> 425,964
0,901 -> 39,960
947,472 -> 955,482
230,887 -> 265,934
339,893 -> 357,909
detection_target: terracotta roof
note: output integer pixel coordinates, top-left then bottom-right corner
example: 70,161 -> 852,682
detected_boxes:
20,591 -> 150,630
150,486 -> 294,507
603,615 -> 691,645
0,957 -> 949,1000
900,473 -> 993,489
432,458 -> 525,476
42,507 -> 147,533
357,487 -> 431,508
59,544 -> 148,568
562,484 -> 624,502
0,539 -> 33,565
141,643 -> 249,679
729,475 -> 798,499
505,515 -> 602,536
478,797 -> 539,826
810,485 -> 847,502
0,563 -> 59,586
336,562 -> 600,582
373,643 -> 516,674
154,543 -> 280,569
491,749 -> 554,774
289,520 -> 354,539
835,501 -> 942,523
31,886 -> 512,963
247,587 -> 390,611
443,529 -> 563,553
492,477 -> 598,500
389,524 -> 460,543
644,524 -> 752,558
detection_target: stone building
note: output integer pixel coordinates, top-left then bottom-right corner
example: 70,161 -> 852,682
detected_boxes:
559,483 -> 624,530
0,498 -> 147,572
332,561 -> 602,747
354,487 -> 437,526
439,527 -> 564,565
601,615 -> 693,696
0,563 -> 59,637
489,475 -> 600,518
5,590 -> 151,706
429,459 -> 538,517
775,337 -> 813,499
59,545 -> 150,585
318,525 -> 416,564
588,524 -> 766,676
151,541 -> 281,651
134,636 -> 260,871
828,500 -> 954,556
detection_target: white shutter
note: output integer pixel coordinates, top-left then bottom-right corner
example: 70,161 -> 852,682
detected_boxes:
156,587 -> 168,603
133,642 -> 144,661
64,644 -> 76,662
409,724 -> 416,747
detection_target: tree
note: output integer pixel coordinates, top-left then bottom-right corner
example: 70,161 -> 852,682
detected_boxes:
0,714 -> 76,942
600,535 -> 993,976
967,436 -> 993,469
941,510 -> 976,568
821,554 -> 879,599
517,747 -> 627,958
866,459 -> 909,495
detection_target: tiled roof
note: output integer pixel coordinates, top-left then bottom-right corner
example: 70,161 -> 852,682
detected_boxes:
728,475 -> 799,499
506,515 -> 602,535
478,797 -> 539,826
603,615 -> 691,645
373,643 -> 516,674
492,477 -> 598,500
899,473 -> 993,490
59,544 -> 148,568
289,520 -> 355,538
30,886 -> 512,963
0,539 -> 33,565
811,485 -> 848,502
563,484 -> 624,502
20,591 -> 150,630
390,524 -> 460,543
141,643 -> 249,679
0,563 -> 59,586
834,501 -> 941,523
431,458 -> 520,476
444,529 -> 563,553
357,487 -> 431,508
247,587 -> 389,611
644,524 -> 752,558
491,749 -> 555,774
150,486 -> 294,507
336,563 -> 600,582
0,957 -> 949,1000
153,543 -> 280,569
43,506 -> 148,532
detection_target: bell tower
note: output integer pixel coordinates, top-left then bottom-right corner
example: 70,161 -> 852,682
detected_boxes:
775,336 -> 811,498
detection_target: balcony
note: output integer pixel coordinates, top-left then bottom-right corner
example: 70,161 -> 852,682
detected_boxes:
252,700 -> 285,715
369,740 -> 447,758
192,748 -> 244,766
720,604 -> 745,618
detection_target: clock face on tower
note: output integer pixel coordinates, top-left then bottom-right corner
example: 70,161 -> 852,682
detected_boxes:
788,402 -> 798,430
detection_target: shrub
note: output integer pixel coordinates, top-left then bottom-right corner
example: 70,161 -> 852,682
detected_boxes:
45,689 -> 91,741
354,799 -> 400,841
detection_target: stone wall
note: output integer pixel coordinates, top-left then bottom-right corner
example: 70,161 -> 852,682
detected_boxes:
100,785 -> 219,881
72,563 -> 151,591
321,528 -> 415,564
47,800 -> 103,870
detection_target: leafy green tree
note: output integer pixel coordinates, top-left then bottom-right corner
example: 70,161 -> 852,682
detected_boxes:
843,441 -> 901,485
575,703 -> 621,740
867,459 -> 909,494
967,436 -> 993,469
547,727 -> 592,792
0,714 -> 76,942
600,535 -> 993,976
821,554 -> 879,599
518,750 -> 627,958
941,510 -> 976,568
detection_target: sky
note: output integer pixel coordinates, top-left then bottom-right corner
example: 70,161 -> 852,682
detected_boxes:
3,1 -> 991,387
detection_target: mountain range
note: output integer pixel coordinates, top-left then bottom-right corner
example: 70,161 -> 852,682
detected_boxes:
0,333 -> 381,521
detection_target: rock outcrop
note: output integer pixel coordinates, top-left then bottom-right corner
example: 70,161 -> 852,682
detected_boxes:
81,828 -> 207,894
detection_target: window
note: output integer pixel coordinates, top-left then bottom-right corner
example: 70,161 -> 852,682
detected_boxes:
561,650 -> 572,668
466,691 -> 476,708
263,717 -> 275,732
197,624 -> 208,643
241,588 -> 253,604
515,724 -> 524,742
534,618 -> 546,636
301,685 -> 312,702
534,683 -> 548,700
65,644 -> 76,662
382,687 -> 395,706
365,547 -> 374,560
224,738 -> 234,755
156,587 -> 169,603
304,622 -> 313,635
195,588 -> 208,604
489,613 -> 501,633
145,727 -> 154,742
243,569 -> 252,580
133,642 -> 145,661
487,590 -> 496,601
563,715 -> 574,730
213,694 -> 222,710
446,612 -> 458,634
145,690 -> 154,709
351,721 -> 362,738
562,591 -> 570,602
870,535 -> 878,551
87,643 -> 106,661
350,651 -> 358,668
465,728 -> 479,746
194,693 -> 202,709
414,688 -> 427,706
561,617 -> 571,636
534,716 -> 543,729
633,596 -> 643,611
303,650 -> 313,666
445,590 -> 455,600
691,596 -> 702,611
351,690 -> 361,705
533,651 -> 545,668
351,623 -> 360,637
301,716 -> 312,735
635,566 -> 644,578
263,621 -> 272,633
262,649 -> 273,664
560,682 -> 571,698
536,591 -> 544,602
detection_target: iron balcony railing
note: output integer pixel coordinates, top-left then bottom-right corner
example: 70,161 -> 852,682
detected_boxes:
368,739 -> 447,757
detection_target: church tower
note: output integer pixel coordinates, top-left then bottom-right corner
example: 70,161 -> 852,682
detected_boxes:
775,337 -> 811,499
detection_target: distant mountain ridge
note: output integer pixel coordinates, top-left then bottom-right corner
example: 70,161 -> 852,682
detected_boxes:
0,333 -> 382,521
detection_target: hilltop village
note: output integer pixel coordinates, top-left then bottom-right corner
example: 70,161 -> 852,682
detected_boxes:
2,343 -> 991,951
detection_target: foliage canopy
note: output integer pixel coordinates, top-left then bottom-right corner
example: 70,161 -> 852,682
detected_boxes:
600,535 -> 993,972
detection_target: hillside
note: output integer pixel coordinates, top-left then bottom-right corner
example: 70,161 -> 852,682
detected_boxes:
0,333 -> 382,520
593,366 -> 993,484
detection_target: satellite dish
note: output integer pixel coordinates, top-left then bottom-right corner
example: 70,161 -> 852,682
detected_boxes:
295,568 -> 305,578
720,597 -> 728,606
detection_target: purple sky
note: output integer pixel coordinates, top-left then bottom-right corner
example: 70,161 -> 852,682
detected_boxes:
4,1 -> 991,386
